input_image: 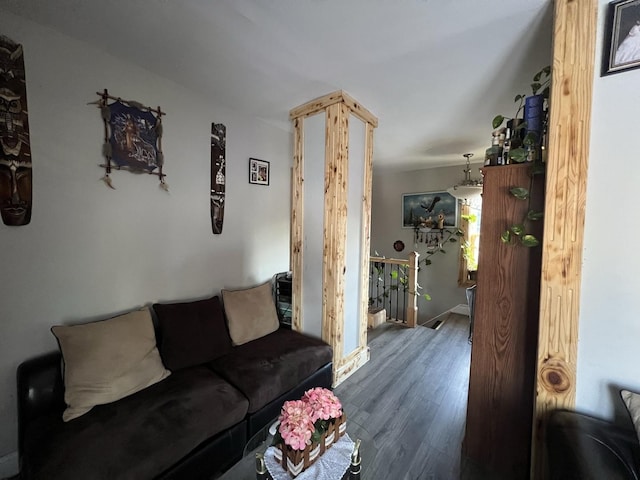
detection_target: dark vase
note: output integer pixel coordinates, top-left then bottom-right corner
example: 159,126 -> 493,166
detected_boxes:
524,94 -> 544,145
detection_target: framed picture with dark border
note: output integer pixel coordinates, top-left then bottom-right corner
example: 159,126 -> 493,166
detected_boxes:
249,158 -> 270,186
603,0 -> 640,75
401,191 -> 458,229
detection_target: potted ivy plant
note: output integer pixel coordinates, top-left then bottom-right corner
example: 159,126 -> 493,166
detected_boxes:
493,66 -> 550,247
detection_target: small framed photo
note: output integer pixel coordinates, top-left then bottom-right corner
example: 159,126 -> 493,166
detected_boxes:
603,0 -> 640,75
249,158 -> 270,186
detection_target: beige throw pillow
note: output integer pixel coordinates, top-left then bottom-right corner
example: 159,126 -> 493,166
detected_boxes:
222,281 -> 280,345
51,307 -> 170,422
622,389 -> 640,443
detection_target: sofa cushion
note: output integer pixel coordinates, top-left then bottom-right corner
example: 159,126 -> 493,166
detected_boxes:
222,281 -> 280,345
153,295 -> 232,371
51,307 -> 170,422
622,389 -> 640,445
209,329 -> 332,413
21,366 -> 249,480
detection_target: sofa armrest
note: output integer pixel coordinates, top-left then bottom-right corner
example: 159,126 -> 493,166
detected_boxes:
546,409 -> 640,480
17,351 -> 65,455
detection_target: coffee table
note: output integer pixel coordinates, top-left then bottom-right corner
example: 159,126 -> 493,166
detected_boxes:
219,417 -> 375,479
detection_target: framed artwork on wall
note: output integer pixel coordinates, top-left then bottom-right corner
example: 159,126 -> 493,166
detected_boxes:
602,0 -> 640,75
249,157 -> 269,186
402,190 -> 458,229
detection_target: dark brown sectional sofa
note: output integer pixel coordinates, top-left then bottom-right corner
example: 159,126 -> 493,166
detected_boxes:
16,291 -> 333,479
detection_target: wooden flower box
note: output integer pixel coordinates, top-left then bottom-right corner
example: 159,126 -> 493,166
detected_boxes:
274,412 -> 347,477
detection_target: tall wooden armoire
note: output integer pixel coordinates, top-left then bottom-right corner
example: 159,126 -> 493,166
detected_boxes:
463,164 -> 545,478
289,91 -> 378,386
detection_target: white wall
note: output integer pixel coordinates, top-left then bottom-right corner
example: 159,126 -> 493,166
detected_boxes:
576,1 -> 640,423
370,163 -> 481,321
0,12 -> 292,472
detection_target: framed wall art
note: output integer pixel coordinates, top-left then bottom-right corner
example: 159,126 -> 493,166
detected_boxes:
402,190 -> 458,229
93,89 -> 167,189
249,157 -> 269,186
602,0 -> 640,75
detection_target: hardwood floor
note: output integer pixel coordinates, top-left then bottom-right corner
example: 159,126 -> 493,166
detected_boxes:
335,313 -> 496,480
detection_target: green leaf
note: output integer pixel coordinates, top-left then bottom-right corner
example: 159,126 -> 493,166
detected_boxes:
449,238 -> 458,243
439,249 -> 446,254
424,259 -> 432,266
531,82 -> 541,94
521,235 -> 540,247
514,94 -> 524,102
533,71 -> 542,82
492,115 -> 505,129
390,270 -> 398,279
510,187 -> 529,200
423,294 -> 432,301
501,230 -> 511,243
527,210 -> 544,221
510,224 -> 525,236
509,147 -> 528,163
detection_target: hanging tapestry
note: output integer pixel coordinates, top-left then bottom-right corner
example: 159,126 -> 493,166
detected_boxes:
94,89 -> 167,190
0,35 -> 32,226
210,123 -> 226,234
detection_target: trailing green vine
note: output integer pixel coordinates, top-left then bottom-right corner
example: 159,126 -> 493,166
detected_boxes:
500,162 -> 545,247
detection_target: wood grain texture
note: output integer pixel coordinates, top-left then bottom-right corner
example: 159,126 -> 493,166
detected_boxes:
532,0 -> 596,477
322,103 -> 349,368
358,122 -> 375,350
463,164 -> 544,478
291,116 -> 305,332
290,94 -> 377,386
289,90 -> 378,127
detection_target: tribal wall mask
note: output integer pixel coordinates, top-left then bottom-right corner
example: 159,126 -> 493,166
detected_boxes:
0,35 -> 32,226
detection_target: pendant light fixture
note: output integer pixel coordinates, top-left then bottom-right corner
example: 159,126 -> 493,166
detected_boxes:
446,153 -> 483,200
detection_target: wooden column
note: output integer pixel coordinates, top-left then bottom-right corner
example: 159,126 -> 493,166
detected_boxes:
532,0 -> 597,477
291,117 -> 304,332
290,91 -> 378,385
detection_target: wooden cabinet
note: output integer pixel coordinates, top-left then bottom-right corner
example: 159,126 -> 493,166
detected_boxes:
463,164 -> 544,478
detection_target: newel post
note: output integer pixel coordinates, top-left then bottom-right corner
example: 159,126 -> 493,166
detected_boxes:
406,251 -> 420,328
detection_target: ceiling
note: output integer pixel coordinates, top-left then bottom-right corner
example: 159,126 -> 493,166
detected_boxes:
1,0 -> 553,171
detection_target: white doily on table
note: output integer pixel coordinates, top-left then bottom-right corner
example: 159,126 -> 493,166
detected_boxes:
264,433 -> 355,480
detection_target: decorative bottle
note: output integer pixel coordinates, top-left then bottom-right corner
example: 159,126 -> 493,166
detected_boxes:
484,133 -> 501,167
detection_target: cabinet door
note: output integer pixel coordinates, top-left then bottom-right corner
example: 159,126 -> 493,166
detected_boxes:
463,164 -> 544,478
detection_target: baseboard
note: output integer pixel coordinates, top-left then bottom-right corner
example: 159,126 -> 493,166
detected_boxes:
450,303 -> 470,316
333,345 -> 370,387
0,451 -> 18,479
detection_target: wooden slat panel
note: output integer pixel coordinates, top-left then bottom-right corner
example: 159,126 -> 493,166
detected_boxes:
532,0 -> 596,477
291,117 -> 305,332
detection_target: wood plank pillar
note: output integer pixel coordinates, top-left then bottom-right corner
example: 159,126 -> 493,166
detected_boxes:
290,91 -> 378,386
532,0 -> 597,477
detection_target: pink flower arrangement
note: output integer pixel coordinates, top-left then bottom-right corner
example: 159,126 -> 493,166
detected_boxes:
278,400 -> 315,450
302,387 -> 342,422
277,388 -> 343,451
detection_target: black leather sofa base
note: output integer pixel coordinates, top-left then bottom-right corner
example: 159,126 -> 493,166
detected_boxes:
546,409 -> 640,480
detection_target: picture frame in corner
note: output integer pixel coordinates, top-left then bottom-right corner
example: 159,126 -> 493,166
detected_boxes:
602,0 -> 640,76
249,158 -> 270,186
